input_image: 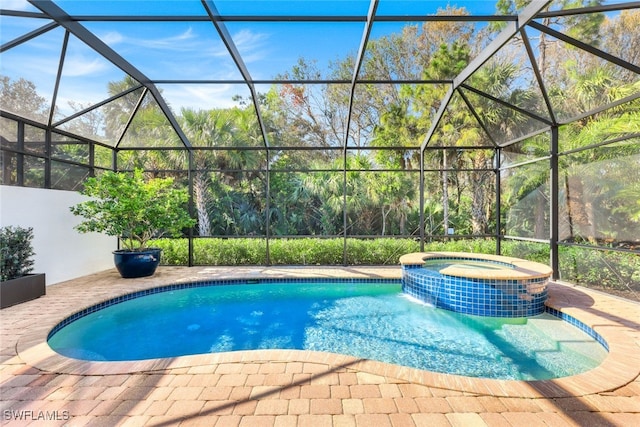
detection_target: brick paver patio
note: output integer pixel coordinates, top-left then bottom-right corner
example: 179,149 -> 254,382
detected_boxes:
1,266 -> 639,426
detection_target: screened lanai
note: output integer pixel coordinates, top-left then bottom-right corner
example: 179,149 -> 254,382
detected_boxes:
1,1 -> 639,300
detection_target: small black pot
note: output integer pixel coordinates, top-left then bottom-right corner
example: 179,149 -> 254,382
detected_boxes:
113,248 -> 162,278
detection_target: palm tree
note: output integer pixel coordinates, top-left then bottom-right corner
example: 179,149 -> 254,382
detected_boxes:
180,108 -> 233,236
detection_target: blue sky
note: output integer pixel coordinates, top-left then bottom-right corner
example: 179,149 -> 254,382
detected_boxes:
1,0 -> 621,118
4,0 -> 471,114
34,1 -> 505,17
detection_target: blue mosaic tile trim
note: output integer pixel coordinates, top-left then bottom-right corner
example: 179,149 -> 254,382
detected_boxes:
546,307 -> 609,351
47,278 -> 400,339
402,266 -> 548,317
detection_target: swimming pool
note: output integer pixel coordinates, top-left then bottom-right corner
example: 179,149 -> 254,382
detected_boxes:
47,279 -> 606,380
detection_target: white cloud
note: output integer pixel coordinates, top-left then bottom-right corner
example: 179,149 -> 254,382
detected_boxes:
92,25 -> 264,79
233,28 -> 268,50
231,28 -> 270,63
2,0 -> 34,11
2,51 -> 56,78
100,31 -> 124,45
104,27 -> 200,52
62,56 -> 109,77
160,84 -> 248,112
140,27 -> 197,50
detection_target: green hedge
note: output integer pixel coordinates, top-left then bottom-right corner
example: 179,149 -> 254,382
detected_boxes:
558,246 -> 640,293
152,237 -> 422,265
500,241 -> 550,264
271,238 -> 343,265
153,238 -> 267,265
151,237 -> 639,300
152,237 -> 524,266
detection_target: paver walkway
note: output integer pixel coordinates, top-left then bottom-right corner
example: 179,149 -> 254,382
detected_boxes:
1,266 -> 639,426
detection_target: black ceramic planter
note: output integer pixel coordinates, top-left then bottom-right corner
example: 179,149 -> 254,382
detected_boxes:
0,273 -> 46,309
113,248 -> 162,278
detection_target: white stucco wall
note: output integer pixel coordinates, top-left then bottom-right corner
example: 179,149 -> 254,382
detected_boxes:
0,185 -> 116,285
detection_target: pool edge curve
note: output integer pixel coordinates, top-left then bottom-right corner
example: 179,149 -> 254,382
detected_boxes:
16,276 -> 640,399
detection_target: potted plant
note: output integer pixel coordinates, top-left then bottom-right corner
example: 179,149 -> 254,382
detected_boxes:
70,169 -> 195,278
1,226 -> 46,308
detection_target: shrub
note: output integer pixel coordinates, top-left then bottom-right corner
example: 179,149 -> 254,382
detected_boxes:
559,246 -> 640,294
346,239 -> 420,265
269,238 -> 343,265
152,238 -> 268,265
1,226 -> 35,281
195,239 -> 267,264
151,237 -> 507,266
149,236 -> 639,301
152,238 -> 189,265
423,238 -> 497,255
501,241 -> 550,263
70,169 -> 195,251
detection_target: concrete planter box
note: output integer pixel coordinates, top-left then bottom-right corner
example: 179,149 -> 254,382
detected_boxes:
0,273 -> 46,309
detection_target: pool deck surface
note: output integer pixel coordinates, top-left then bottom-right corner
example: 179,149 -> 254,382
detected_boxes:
1,266 -> 640,426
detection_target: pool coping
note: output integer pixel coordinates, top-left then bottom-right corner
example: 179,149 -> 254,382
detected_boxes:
16,269 -> 640,399
399,251 -> 553,280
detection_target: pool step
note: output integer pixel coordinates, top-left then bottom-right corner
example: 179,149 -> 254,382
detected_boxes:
527,316 -> 606,363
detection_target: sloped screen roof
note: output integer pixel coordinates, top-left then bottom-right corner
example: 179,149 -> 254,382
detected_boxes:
2,0 -> 637,151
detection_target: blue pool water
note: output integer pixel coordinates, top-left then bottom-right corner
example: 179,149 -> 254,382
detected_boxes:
423,258 -> 514,271
47,280 -> 606,380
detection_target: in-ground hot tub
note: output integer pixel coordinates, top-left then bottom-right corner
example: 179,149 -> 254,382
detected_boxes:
400,252 -> 553,317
